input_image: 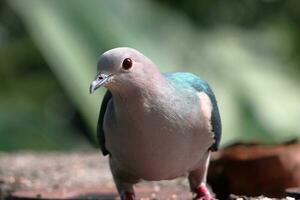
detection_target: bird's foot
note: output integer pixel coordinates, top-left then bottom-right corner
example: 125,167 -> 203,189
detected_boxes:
121,191 -> 135,200
193,184 -> 215,200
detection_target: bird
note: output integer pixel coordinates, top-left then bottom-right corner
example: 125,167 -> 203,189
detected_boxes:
89,47 -> 221,200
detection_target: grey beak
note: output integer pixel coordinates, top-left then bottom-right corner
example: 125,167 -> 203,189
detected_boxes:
89,73 -> 112,94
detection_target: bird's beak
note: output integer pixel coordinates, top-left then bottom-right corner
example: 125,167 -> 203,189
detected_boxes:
89,73 -> 112,94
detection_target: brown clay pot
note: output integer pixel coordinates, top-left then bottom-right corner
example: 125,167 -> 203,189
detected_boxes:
208,140 -> 300,199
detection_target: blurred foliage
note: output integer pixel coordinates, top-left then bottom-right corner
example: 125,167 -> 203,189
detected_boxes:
0,1 -> 91,150
155,0 -> 300,27
157,0 -> 300,72
0,0 -> 299,150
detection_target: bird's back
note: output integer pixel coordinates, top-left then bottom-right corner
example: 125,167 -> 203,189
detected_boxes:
164,72 -> 221,150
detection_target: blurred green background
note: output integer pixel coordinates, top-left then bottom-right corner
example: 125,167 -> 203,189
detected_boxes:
0,0 -> 299,151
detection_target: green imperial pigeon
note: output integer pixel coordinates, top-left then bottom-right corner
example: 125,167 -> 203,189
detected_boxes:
89,47 -> 222,200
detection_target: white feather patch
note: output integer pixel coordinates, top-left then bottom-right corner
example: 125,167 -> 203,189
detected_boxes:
198,92 -> 212,122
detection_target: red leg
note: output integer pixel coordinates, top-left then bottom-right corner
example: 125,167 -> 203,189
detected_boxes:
109,157 -> 138,200
121,191 -> 135,200
193,183 -> 215,200
189,152 -> 214,200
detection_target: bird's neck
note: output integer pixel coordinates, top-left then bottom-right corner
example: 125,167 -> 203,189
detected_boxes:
109,73 -> 170,116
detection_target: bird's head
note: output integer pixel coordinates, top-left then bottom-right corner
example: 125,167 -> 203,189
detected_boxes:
89,47 -> 157,94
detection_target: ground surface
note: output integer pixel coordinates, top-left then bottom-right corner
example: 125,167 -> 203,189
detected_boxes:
0,151 -> 296,200
0,151 -> 191,199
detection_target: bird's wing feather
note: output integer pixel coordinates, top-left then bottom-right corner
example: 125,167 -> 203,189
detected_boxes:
97,90 -> 112,156
164,72 -> 222,151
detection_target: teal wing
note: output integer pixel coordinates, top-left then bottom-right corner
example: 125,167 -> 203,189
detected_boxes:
164,72 -> 222,151
97,90 -> 112,156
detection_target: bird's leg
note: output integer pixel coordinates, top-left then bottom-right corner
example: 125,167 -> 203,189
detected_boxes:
188,151 -> 215,200
109,157 -> 138,200
116,182 -> 135,200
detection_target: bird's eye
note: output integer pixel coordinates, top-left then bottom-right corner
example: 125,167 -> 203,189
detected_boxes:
122,58 -> 132,70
